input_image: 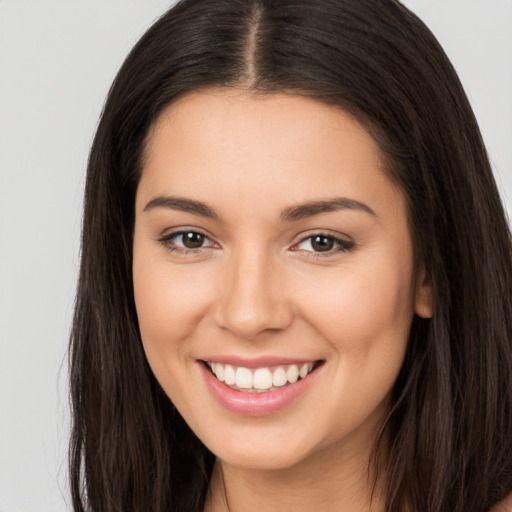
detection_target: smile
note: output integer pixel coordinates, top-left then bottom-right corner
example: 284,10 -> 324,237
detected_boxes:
206,361 -> 316,392
199,359 -> 322,416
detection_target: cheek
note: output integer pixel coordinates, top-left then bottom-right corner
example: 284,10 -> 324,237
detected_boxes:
132,257 -> 217,415
135,270 -> 200,339
294,250 -> 415,361
291,253 -> 415,441
132,246 -> 215,369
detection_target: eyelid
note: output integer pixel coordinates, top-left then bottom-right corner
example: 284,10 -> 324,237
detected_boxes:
290,230 -> 355,256
155,227 -> 354,258
157,227 -> 220,254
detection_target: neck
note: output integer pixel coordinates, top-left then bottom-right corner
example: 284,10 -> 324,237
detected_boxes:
204,432 -> 387,512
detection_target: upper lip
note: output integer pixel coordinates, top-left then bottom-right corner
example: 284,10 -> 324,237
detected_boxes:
199,356 -> 321,368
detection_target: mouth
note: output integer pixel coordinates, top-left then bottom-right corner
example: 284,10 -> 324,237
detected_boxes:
202,360 -> 322,393
199,358 -> 324,416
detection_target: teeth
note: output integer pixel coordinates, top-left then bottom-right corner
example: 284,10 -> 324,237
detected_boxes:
235,367 -> 253,389
299,362 -> 313,378
272,366 -> 287,387
214,363 -> 224,382
224,365 -> 236,385
253,368 -> 273,390
286,364 -> 299,384
208,361 -> 317,391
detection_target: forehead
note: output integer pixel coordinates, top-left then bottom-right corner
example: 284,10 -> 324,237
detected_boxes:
144,89 -> 381,168
138,89 -> 404,220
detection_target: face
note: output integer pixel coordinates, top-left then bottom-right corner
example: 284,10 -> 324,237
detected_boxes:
133,90 -> 432,470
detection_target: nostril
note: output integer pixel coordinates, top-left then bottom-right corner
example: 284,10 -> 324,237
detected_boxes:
213,298 -> 295,340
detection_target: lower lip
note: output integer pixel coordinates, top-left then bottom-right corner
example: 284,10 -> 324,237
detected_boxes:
198,362 -> 320,416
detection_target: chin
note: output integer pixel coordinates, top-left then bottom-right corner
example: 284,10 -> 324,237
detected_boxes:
196,418 -> 333,472
213,443 -> 314,471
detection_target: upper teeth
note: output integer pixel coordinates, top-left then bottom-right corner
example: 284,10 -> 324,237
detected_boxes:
207,362 -> 315,392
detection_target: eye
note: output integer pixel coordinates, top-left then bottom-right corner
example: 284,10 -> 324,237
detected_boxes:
175,231 -> 208,249
158,230 -> 218,252
292,233 -> 354,255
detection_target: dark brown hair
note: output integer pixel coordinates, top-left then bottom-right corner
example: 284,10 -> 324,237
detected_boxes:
69,1 -> 512,511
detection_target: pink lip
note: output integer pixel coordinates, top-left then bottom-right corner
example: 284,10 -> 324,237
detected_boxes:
200,356 -> 316,369
198,360 -> 321,416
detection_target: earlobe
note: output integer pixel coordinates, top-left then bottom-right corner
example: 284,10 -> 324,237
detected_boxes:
414,265 -> 434,318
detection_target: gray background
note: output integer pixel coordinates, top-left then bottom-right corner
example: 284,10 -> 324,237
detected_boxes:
0,1 -> 510,510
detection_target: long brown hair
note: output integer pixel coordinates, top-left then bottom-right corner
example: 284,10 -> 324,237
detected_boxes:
69,1 -> 512,511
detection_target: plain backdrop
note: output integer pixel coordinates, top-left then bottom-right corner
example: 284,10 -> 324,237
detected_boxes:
0,1 -> 510,511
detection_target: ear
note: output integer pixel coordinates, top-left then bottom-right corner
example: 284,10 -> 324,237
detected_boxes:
414,264 -> 433,318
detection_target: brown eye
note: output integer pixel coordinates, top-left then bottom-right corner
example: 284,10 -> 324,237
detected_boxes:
310,235 -> 335,252
159,230 -> 216,252
293,233 -> 355,256
181,232 -> 206,249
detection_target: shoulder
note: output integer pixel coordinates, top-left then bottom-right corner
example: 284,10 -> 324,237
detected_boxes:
490,493 -> 512,512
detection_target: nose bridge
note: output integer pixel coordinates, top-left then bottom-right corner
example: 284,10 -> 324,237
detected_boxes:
215,243 -> 292,339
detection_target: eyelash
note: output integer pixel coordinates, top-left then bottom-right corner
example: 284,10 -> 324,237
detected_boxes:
157,230 -> 355,258
291,233 -> 355,257
157,230 -> 218,255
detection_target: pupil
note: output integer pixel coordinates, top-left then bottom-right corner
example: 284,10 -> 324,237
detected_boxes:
311,235 -> 334,252
183,232 -> 205,249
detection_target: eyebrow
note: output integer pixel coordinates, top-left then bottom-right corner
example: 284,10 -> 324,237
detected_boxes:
143,195 -> 221,220
280,197 -> 377,221
143,195 -> 376,221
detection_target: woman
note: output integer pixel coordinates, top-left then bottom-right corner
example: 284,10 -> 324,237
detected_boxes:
69,0 -> 512,511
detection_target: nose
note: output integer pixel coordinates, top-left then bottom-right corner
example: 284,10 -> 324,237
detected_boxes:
213,248 -> 294,340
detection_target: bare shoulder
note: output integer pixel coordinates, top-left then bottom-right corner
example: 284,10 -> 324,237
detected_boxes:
490,493 -> 512,512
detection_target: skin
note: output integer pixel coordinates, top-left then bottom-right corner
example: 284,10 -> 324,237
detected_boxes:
132,90 -> 433,511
